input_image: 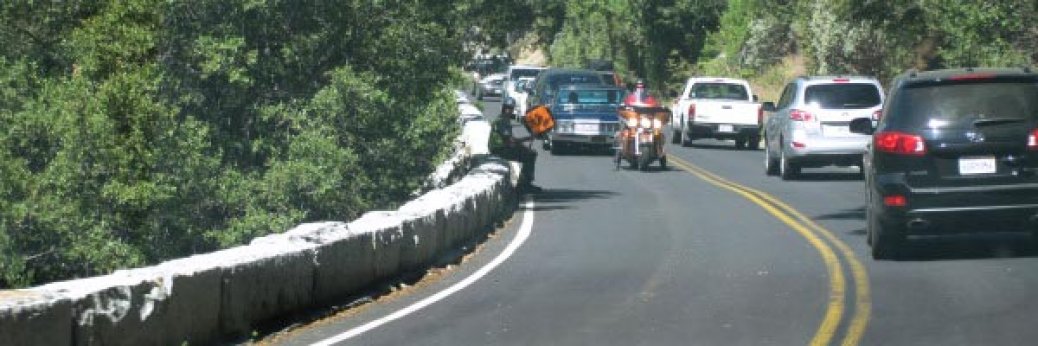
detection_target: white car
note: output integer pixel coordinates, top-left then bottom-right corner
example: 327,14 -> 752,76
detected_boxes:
511,77 -> 536,120
502,65 -> 545,101
762,76 -> 884,180
476,73 -> 506,100
671,77 -> 763,149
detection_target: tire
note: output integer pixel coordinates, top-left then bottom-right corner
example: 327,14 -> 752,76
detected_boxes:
748,134 -> 761,150
639,154 -> 653,171
779,146 -> 800,180
680,127 -> 692,147
671,127 -> 681,144
764,137 -> 780,176
857,155 -> 867,180
868,202 -> 903,260
735,138 -> 747,150
659,155 -> 667,169
550,141 -> 563,155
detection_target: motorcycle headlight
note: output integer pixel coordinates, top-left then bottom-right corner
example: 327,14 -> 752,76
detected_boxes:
639,117 -> 652,128
653,118 -> 663,129
625,117 -> 638,127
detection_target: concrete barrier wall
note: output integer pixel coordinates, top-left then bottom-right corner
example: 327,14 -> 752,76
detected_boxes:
0,111 -> 515,345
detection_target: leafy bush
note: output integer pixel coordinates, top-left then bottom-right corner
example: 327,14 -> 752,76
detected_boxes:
0,1 -> 462,288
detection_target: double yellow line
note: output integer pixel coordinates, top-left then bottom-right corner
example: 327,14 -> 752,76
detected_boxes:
669,156 -> 870,346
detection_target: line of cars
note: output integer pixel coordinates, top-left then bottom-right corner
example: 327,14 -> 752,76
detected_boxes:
493,66 -> 625,156
494,61 -> 1038,259
756,68 -> 1038,259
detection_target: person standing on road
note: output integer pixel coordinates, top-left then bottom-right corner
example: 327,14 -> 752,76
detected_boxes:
489,113 -> 542,194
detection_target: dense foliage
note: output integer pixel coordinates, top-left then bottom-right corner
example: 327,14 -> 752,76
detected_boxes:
699,0 -> 1038,85
4,0 -> 1035,288
545,0 -> 725,94
0,0 -> 469,288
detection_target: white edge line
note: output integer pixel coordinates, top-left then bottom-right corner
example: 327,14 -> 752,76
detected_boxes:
311,196 -> 536,346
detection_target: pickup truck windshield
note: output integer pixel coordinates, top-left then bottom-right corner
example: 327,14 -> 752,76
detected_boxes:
690,83 -> 749,100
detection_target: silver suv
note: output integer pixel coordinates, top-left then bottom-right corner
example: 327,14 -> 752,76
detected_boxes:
763,76 -> 884,180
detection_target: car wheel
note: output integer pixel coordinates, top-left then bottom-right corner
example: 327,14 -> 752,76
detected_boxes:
550,142 -> 563,155
659,155 -> 667,170
639,154 -> 652,171
857,155 -> 866,179
735,138 -> 747,150
779,146 -> 800,180
764,137 -> 779,176
748,134 -> 761,150
680,127 -> 692,147
868,201 -> 903,260
671,126 -> 681,144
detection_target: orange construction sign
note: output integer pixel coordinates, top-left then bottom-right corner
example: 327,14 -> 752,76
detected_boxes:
523,105 -> 555,137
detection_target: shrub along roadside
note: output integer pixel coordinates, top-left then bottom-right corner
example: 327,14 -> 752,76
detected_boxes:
0,1 -> 463,288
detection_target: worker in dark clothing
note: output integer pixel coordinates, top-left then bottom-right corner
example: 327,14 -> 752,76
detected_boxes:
489,114 -> 541,194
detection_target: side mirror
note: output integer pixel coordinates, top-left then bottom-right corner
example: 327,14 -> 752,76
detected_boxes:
753,94 -> 759,102
849,117 -> 874,135
762,102 -> 777,112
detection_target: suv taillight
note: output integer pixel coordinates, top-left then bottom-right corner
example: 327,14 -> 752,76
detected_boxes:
875,131 -> 926,156
688,104 -> 696,120
871,110 -> 882,121
1028,129 -> 1038,150
790,109 -> 814,122
757,105 -> 764,126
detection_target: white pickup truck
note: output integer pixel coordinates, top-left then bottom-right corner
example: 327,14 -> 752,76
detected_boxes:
670,77 -> 763,149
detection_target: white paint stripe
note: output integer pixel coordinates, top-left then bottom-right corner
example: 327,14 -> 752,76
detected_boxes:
312,197 -> 536,346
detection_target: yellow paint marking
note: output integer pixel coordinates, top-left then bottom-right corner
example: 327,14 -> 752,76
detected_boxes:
671,158 -> 871,346
669,156 -> 867,346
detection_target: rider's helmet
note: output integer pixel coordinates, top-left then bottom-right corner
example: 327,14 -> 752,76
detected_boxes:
624,79 -> 659,107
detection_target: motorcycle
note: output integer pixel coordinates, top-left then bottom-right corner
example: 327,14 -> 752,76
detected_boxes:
614,105 -> 670,171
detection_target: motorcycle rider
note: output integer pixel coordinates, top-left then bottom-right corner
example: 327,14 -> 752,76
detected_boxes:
624,79 -> 658,107
490,110 -> 541,194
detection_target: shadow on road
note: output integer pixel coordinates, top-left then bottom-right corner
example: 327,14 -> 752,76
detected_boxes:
815,206 -> 866,221
547,146 -> 614,156
518,188 -> 617,212
686,142 -> 760,151
789,171 -> 863,181
896,234 -> 1038,261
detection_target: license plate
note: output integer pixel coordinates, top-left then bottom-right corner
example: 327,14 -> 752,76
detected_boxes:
823,125 -> 851,137
959,156 -> 996,175
718,124 -> 734,133
575,123 -> 598,133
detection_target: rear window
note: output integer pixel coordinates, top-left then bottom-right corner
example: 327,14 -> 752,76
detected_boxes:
549,73 -> 605,88
889,80 -> 1038,128
690,83 -> 749,100
557,89 -> 623,105
803,83 -> 881,109
510,68 -> 542,80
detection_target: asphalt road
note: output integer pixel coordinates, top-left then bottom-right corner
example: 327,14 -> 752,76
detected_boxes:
267,97 -> 1038,346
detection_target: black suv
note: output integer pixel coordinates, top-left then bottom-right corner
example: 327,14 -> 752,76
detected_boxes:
851,68 -> 1038,259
